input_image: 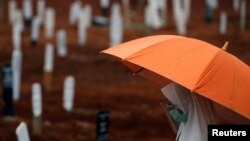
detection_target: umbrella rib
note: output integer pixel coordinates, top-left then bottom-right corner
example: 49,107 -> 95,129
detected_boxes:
134,67 -> 144,75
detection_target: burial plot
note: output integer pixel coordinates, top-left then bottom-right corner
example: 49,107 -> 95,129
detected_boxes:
2,64 -> 15,116
110,3 -> 123,47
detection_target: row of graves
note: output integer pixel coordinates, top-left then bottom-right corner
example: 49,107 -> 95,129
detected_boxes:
1,0 -> 248,141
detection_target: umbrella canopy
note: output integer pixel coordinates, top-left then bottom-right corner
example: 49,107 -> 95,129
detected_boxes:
101,35 -> 250,119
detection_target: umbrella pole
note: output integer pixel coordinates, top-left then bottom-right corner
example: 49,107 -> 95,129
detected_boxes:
222,41 -> 229,51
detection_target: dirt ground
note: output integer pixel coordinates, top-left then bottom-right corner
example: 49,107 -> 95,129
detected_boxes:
0,0 -> 250,141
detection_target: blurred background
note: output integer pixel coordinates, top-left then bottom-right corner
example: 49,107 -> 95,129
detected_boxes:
0,0 -> 249,141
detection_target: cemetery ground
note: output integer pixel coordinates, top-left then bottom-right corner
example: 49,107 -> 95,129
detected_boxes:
0,0 -> 250,141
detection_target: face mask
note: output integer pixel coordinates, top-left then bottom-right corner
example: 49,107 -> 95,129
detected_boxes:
169,105 -> 188,123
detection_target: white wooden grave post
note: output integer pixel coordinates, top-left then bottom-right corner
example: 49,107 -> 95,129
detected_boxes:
84,5 -> 92,28
8,0 -> 16,24
240,0 -> 246,32
44,8 -> 55,39
122,0 -> 131,27
157,0 -> 167,26
23,0 -> 32,27
100,0 -> 110,17
32,83 -> 42,134
31,16 -> 41,47
12,23 -> 22,50
56,29 -> 67,57
43,43 -> 54,91
233,0 -> 240,12
69,0 -> 82,25
16,122 -> 30,141
172,0 -> 191,35
110,3 -> 123,47
219,12 -> 227,35
78,8 -> 88,46
37,0 -> 45,23
63,76 -> 75,112
11,49 -> 22,101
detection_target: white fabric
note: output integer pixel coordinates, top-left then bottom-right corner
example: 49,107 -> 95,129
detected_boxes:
161,83 -> 217,141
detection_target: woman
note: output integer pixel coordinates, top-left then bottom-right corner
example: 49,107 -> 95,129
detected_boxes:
161,83 -> 217,141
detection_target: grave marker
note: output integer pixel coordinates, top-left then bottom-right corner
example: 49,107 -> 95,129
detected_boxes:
233,0 -> 240,12
16,122 -> 30,141
173,0 -> 190,35
96,111 -> 109,141
43,43 -> 54,91
8,0 -> 16,24
78,8 -> 88,46
37,0 -> 45,23
12,22 -> 22,50
31,16 -> 41,47
205,0 -> 218,23
44,8 -> 55,39
56,29 -> 67,57
100,0 -> 110,17
63,76 -> 75,112
32,83 -> 42,134
11,49 -> 22,101
2,64 -> 15,116
219,12 -> 227,35
122,0 -> 131,27
110,3 -> 123,47
69,0 -> 82,25
23,0 -> 32,27
240,0 -> 246,32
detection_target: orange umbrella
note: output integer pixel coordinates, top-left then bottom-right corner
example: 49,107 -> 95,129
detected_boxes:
101,35 -> 250,119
